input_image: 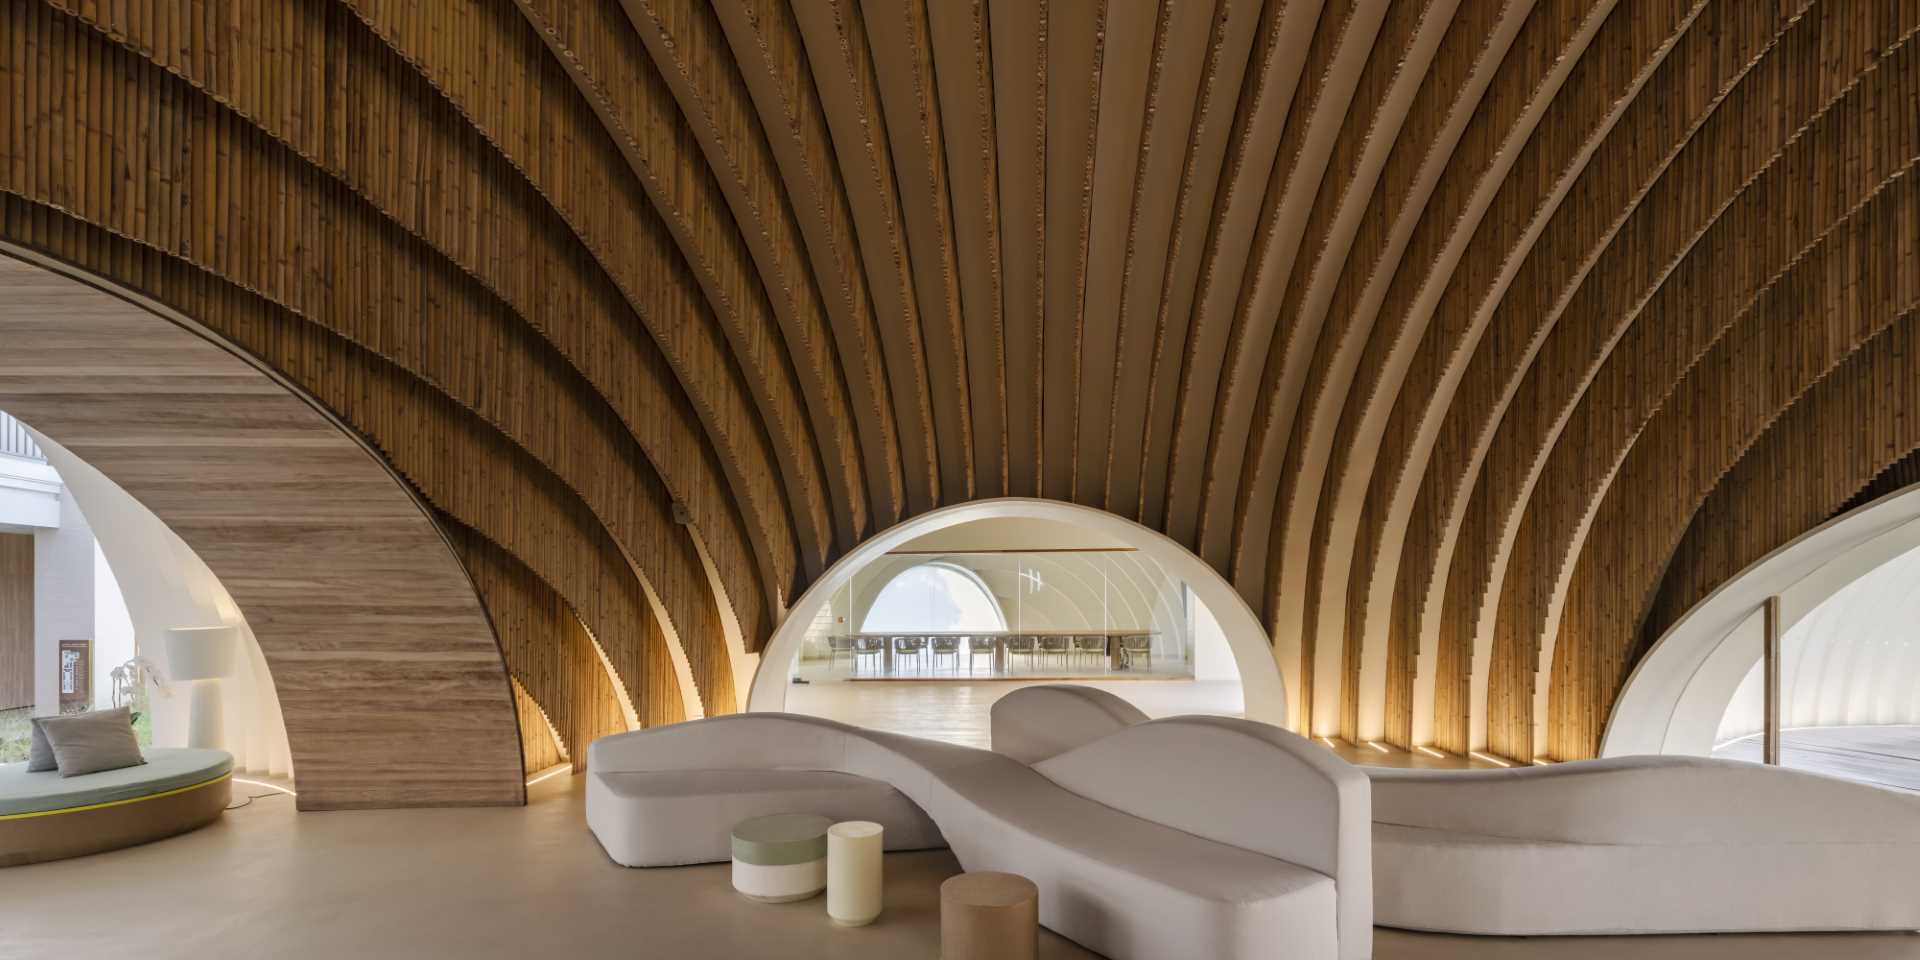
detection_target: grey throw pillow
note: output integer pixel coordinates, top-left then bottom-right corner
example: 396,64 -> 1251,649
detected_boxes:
26,717 -> 58,772
36,706 -> 147,778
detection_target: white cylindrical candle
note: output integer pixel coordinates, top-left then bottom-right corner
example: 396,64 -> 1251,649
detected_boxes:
827,820 -> 884,927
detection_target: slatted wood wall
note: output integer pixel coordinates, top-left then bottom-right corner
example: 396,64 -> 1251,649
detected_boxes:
4,0 -> 1914,768
0,534 -> 30,711
0,252 -> 525,808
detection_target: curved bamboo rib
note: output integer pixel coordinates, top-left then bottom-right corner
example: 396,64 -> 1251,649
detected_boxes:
8,0 -> 1914,775
1547,175 -> 1920,758
620,0 -> 872,550
335,0 -> 790,637
1376,0 -> 1803,749
1434,2 -> 1918,756
1482,26 -> 1920,758
451,522 -> 639,772
25,9 -> 743,713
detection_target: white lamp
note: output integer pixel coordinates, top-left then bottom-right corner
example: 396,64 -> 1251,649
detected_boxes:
165,625 -> 238,749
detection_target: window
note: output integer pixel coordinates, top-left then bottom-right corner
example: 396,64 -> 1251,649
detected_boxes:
860,563 -> 1006,634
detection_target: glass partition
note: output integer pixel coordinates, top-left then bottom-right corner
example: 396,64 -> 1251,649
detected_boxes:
795,550 -> 1197,681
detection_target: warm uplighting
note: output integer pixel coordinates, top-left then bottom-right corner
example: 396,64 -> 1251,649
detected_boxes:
232,777 -> 296,798
1469,751 -> 1513,768
1366,741 -> 1391,754
1415,746 -> 1448,759
525,764 -> 572,787
1317,736 -> 1338,749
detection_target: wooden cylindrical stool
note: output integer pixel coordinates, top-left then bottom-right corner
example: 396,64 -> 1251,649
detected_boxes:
940,871 -> 1038,960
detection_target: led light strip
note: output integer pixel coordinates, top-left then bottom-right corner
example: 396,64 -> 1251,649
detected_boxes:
525,764 -> 572,787
1468,751 -> 1513,768
1414,746 -> 1448,759
1365,741 -> 1391,754
232,777 -> 296,797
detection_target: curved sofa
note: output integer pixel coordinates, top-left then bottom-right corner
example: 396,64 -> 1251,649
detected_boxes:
1369,755 -> 1920,935
1,748 -> 232,866
588,713 -> 1371,960
990,684 -> 1148,764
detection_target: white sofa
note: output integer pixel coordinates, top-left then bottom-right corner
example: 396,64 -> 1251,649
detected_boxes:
1369,755 -> 1920,935
990,684 -> 1148,764
588,713 -> 1372,960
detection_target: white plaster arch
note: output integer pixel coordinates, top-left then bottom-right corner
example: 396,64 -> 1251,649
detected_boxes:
747,498 -> 1291,727
1604,484 -> 1920,757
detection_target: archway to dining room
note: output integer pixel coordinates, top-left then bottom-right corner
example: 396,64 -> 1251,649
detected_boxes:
749,499 -> 1288,748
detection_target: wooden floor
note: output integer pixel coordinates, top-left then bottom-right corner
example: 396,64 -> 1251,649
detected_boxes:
781,677 -> 1507,770
1715,726 -> 1920,793
783,677 -> 1243,749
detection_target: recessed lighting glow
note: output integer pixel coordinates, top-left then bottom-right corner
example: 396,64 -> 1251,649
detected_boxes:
525,765 -> 572,787
1469,751 -> 1513,768
1317,736 -> 1338,749
233,777 -> 296,797
1415,746 -> 1447,759
1531,756 -> 1555,766
1366,741 -> 1391,754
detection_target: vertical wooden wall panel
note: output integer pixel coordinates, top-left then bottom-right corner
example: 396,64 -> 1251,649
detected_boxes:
0,251 -> 524,810
0,533 -> 30,712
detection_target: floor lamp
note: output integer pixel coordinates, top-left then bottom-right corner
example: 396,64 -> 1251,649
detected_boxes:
165,625 -> 238,750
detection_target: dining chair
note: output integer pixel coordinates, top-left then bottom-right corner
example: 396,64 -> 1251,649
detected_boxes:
892,635 -> 928,675
852,635 -> 886,675
1120,634 -> 1153,671
964,634 -> 997,675
1073,634 -> 1109,671
930,636 -> 962,674
826,635 -> 856,673
1003,635 -> 1037,674
1037,635 -> 1072,671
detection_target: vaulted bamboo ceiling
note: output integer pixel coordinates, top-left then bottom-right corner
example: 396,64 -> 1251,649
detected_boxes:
3,0 -> 1916,776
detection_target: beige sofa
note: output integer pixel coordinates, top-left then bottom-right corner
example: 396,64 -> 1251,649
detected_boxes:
1368,755 -> 1920,935
587,713 -> 1372,960
989,684 -> 1148,764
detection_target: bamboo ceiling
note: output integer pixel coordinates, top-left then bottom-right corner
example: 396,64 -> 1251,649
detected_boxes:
3,0 -> 1915,777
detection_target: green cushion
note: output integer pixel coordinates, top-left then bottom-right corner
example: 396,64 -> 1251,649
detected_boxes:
730,814 -> 831,866
0,747 -> 233,817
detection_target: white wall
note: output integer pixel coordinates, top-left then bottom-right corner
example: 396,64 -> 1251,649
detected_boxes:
91,540 -> 135,708
0,455 -> 61,529
31,430 -> 291,776
1190,586 -> 1240,683
1716,541 -> 1920,743
32,490 -> 93,716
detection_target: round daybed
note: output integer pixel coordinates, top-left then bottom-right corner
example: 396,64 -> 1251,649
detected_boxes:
0,747 -> 232,867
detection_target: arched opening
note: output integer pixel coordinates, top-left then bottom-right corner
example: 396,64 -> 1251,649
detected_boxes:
1607,484 -> 1920,773
0,417 -> 292,775
0,249 -> 524,808
749,499 -> 1288,740
859,562 -> 1008,635
1708,539 -> 1920,790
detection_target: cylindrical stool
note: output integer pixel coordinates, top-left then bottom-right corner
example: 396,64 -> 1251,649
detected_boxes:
827,821 -> 884,926
940,871 -> 1038,960
731,814 -> 831,903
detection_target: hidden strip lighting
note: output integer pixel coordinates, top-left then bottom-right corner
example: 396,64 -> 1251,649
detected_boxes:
1366,741 -> 1391,754
525,765 -> 572,787
232,777 -> 296,797
1415,746 -> 1448,759
1469,751 -> 1514,768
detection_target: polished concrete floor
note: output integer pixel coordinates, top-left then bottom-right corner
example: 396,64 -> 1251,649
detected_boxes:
2,775 -> 1914,959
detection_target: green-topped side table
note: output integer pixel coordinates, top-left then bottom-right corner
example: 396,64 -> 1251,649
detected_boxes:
730,814 -> 831,903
